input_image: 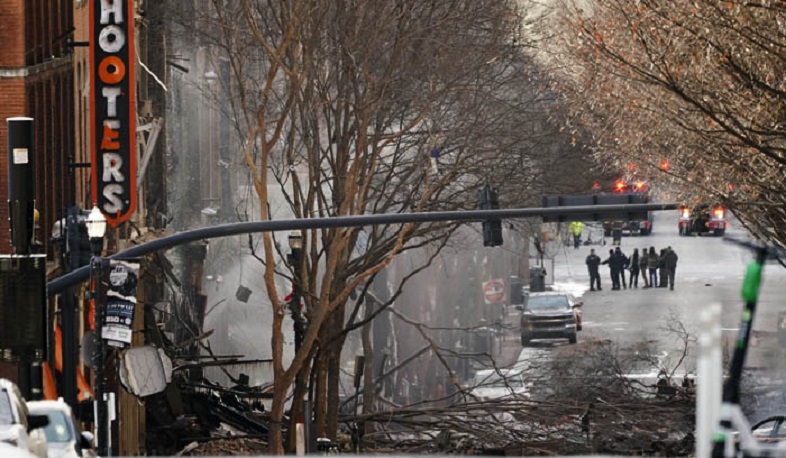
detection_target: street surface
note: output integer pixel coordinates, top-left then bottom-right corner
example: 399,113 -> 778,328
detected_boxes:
530,210 -> 786,379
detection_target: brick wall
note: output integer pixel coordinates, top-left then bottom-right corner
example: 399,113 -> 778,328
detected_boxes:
0,79 -> 27,254
0,0 -> 25,68
0,0 -> 75,256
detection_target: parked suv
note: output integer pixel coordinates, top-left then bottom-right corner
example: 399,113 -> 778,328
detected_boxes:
519,293 -> 581,345
0,379 -> 49,458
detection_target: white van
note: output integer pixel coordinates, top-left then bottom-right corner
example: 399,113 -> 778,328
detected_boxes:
0,379 -> 49,458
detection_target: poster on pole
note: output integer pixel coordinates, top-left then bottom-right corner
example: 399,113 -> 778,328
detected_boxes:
102,260 -> 139,348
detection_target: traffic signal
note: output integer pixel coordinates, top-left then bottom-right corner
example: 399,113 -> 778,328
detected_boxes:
478,184 -> 503,247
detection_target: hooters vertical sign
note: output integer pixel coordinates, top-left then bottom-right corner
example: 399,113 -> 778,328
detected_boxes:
90,0 -> 136,226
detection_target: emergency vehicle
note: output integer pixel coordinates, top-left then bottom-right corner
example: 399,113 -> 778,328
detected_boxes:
601,180 -> 654,236
678,204 -> 727,236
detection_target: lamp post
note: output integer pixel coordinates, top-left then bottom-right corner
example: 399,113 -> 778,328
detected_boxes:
287,230 -> 304,353
85,206 -> 108,457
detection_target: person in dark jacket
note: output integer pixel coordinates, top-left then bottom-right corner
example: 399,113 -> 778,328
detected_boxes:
629,248 -> 640,288
586,248 -> 602,291
615,247 -> 630,289
664,246 -> 679,290
639,246 -> 649,288
602,248 -> 627,290
658,249 -> 668,287
601,249 -> 620,290
647,246 -> 658,287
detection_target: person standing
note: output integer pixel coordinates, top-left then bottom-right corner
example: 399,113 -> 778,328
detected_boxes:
647,246 -> 659,287
629,248 -> 640,288
615,247 -> 629,289
601,249 -> 620,290
611,220 -> 623,246
569,221 -> 584,249
658,249 -> 668,287
664,246 -> 679,290
639,246 -> 650,288
586,248 -> 602,291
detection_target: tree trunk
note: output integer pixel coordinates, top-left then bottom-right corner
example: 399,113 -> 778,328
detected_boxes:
361,311 -> 374,439
326,348 -> 341,439
286,358 -> 311,453
314,347 -> 328,437
269,380 -> 286,454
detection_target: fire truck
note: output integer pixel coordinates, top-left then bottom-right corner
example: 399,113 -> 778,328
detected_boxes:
678,204 -> 727,236
601,179 -> 654,236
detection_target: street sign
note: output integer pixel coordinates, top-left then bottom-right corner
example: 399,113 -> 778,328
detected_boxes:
482,279 -> 505,304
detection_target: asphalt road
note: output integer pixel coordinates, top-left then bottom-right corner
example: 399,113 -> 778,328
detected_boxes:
525,209 -> 786,377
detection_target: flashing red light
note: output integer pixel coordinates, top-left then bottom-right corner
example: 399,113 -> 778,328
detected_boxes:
633,181 -> 646,191
592,181 -> 601,190
713,207 -> 724,219
680,207 -> 691,219
660,160 -> 670,171
629,163 -> 636,171
614,180 -> 627,192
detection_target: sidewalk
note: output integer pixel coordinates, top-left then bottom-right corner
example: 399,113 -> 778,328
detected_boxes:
490,306 -> 524,368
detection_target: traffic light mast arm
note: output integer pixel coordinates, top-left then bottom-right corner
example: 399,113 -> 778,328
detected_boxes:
47,202 -> 679,295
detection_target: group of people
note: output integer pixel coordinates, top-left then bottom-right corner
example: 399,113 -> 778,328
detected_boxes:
585,246 -> 679,291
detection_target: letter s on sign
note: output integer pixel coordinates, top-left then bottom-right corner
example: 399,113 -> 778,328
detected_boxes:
103,184 -> 125,214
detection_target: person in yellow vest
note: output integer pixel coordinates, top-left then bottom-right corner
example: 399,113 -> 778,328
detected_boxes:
568,221 -> 584,249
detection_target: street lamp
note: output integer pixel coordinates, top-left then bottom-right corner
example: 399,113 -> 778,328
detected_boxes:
288,231 -> 304,352
86,206 -> 107,255
85,206 -> 109,456
288,230 -> 303,251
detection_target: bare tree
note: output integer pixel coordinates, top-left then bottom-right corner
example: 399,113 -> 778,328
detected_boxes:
163,0 -> 604,452
550,0 -> 786,249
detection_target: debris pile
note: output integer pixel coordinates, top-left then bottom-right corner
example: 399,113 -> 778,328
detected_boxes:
176,437 -> 268,456
146,380 -> 275,455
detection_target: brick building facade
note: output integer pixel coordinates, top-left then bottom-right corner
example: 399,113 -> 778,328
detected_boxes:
0,0 -> 75,256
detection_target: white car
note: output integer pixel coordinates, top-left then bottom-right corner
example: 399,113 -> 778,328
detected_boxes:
468,369 -> 530,402
27,400 -> 94,458
0,379 -> 49,458
0,441 -> 38,458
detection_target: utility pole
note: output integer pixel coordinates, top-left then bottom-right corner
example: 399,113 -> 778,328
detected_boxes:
287,231 -> 305,353
3,117 -> 46,401
86,206 -> 108,456
60,207 -> 82,411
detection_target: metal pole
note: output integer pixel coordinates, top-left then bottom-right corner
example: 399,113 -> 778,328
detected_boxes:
697,303 -> 722,458
92,255 -> 109,457
61,207 -> 81,410
48,203 -> 680,295
290,248 -> 304,353
6,117 -> 35,256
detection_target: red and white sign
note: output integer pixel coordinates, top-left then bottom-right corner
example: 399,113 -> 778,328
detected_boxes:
482,279 -> 505,304
90,0 -> 137,226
